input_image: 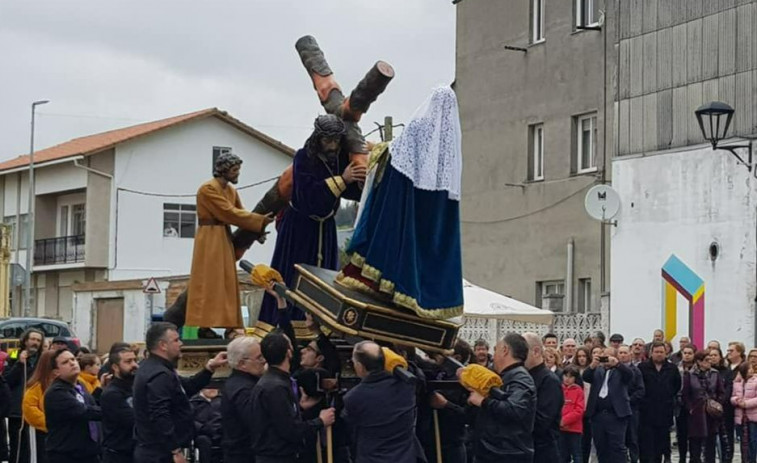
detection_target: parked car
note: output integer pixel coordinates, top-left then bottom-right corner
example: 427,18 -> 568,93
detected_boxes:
0,318 -> 80,352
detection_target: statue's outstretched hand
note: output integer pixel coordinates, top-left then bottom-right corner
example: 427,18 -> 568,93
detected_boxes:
342,162 -> 367,184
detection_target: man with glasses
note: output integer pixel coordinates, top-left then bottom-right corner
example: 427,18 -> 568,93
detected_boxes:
223,336 -> 266,463
631,339 -> 646,366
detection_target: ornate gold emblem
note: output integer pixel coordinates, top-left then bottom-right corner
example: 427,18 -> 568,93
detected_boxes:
343,308 -> 358,326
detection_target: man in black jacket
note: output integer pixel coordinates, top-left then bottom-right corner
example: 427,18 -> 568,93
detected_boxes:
250,330 -> 335,463
44,349 -> 102,463
583,346 -> 634,463
523,332 -> 564,463
341,341 -> 425,463
101,346 -> 139,463
467,332 -> 537,463
3,328 -> 44,463
133,322 -> 227,463
222,336 -> 266,463
638,341 -> 681,463
619,344 -> 646,463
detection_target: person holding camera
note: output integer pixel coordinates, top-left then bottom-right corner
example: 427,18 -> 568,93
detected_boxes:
3,328 -> 44,463
682,350 -> 725,463
583,346 -> 633,463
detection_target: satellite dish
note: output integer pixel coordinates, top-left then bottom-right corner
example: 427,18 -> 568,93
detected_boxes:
585,185 -> 621,222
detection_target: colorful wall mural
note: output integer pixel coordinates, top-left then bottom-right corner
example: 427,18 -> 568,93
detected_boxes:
661,254 -> 705,348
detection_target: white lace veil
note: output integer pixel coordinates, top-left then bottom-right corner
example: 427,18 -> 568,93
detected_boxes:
389,86 -> 463,201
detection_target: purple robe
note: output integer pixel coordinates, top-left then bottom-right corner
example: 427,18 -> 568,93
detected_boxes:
258,147 -> 360,325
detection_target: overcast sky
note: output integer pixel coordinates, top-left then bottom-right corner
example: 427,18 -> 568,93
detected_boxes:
0,1 -> 456,162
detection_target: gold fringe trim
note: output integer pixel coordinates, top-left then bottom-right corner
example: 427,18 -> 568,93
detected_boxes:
341,252 -> 464,320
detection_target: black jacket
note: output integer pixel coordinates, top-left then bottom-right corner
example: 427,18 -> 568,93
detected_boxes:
250,366 -> 323,458
627,363 -> 646,410
342,370 -> 424,463
0,374 -> 10,418
222,369 -> 259,457
133,355 -> 213,453
474,363 -> 537,461
529,363 -> 563,462
100,376 -> 136,456
583,363 -> 633,418
44,378 -> 102,458
638,359 -> 681,427
190,393 -> 222,443
3,351 -> 40,417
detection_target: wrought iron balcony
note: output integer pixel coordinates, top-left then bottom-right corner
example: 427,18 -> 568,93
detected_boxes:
34,235 -> 85,266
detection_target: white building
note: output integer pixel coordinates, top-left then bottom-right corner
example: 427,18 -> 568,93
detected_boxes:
0,108 -> 294,348
611,141 -> 757,348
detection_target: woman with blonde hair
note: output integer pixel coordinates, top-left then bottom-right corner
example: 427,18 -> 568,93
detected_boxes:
22,349 -> 59,463
544,347 -> 564,375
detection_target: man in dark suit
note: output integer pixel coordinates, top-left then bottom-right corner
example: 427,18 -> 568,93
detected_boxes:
222,336 -> 266,463
638,341 -> 681,463
133,322 -> 227,463
583,346 -> 633,463
619,344 -> 645,463
342,341 -> 424,463
523,332 -> 563,463
250,331 -> 335,463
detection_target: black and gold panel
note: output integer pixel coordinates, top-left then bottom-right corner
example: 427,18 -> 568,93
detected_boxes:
288,264 -> 461,354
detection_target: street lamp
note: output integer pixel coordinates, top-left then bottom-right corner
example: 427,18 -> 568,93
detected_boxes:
23,99 -> 49,317
695,101 -> 753,172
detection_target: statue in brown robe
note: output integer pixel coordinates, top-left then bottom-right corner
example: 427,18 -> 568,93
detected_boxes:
185,152 -> 272,329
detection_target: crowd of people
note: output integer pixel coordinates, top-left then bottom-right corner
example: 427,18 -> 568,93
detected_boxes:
1,318 -> 756,463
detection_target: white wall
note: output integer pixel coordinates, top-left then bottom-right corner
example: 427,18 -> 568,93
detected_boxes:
110,116 -> 292,281
72,279 -> 169,347
611,144 -> 757,347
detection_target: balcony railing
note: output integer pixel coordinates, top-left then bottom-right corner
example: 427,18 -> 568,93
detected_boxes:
34,235 -> 85,266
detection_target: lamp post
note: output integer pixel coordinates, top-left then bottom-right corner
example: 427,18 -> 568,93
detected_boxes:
694,101 -> 753,171
23,99 -> 49,317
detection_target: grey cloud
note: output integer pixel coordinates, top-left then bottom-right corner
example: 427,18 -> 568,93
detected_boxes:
0,1 -> 455,159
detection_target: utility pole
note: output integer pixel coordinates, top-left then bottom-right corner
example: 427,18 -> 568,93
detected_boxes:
24,100 -> 49,317
384,116 -> 393,141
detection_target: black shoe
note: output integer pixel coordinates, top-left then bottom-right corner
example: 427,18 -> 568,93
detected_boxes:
197,327 -> 222,339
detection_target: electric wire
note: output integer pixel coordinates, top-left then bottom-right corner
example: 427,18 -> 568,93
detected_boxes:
116,176 -> 279,198
461,181 -> 596,224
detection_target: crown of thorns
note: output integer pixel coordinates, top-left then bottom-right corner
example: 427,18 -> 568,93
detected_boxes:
213,152 -> 243,177
313,114 -> 346,139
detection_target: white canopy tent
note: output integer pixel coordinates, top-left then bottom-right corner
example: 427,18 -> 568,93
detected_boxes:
463,279 -> 553,324
459,279 -> 554,346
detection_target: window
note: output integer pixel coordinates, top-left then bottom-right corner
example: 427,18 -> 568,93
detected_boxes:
71,204 -> 86,236
529,124 -> 544,181
4,214 -> 29,250
59,206 -> 68,237
537,280 -> 565,311
576,0 -> 599,28
576,114 -> 598,173
578,278 -> 592,313
531,0 -> 545,43
212,146 -> 232,173
163,204 -> 197,238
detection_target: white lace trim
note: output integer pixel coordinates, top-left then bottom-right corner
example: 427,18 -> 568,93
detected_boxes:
389,86 -> 463,201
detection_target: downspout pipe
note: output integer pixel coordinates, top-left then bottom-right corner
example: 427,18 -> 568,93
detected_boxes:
567,238 -> 574,312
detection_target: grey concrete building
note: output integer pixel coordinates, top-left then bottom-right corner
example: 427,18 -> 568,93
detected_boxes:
616,0 -> 757,157
456,0 -> 614,314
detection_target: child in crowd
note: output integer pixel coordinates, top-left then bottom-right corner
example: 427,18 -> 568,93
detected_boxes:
560,366 -> 585,463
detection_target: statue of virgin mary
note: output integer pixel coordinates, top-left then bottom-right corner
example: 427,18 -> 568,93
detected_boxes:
337,86 -> 464,319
